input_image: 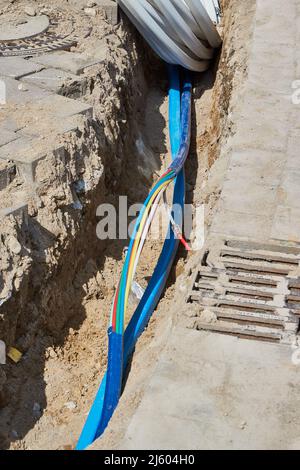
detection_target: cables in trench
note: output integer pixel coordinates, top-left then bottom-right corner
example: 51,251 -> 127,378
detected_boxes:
76,67 -> 191,450
76,1 -> 222,451
117,0 -> 222,72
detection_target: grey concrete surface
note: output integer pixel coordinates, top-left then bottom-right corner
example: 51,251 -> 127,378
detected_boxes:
0,128 -> 19,147
0,57 -> 44,80
21,68 -> 85,95
36,94 -> 93,119
31,50 -> 107,76
0,48 -> 94,213
211,0 -> 300,243
0,76 -> 52,105
0,136 -> 65,183
120,329 -> 300,450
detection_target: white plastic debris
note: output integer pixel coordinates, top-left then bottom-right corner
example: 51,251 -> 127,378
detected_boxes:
131,281 -> 145,301
0,340 -> 6,365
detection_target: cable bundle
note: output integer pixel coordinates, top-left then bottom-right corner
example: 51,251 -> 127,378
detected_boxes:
111,76 -> 192,337
118,0 -> 222,71
76,68 -> 192,450
76,1 -> 223,450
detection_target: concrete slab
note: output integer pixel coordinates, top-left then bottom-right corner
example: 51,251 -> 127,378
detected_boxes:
289,106 -> 300,136
252,0 -> 295,47
249,37 -> 294,74
21,68 -> 86,96
0,57 -> 44,80
247,65 -> 295,95
31,49 -> 107,76
0,117 -> 24,133
120,328 -> 300,450
0,136 -> 64,182
18,115 -> 83,139
296,47 -> 300,78
271,205 -> 300,243
35,94 -> 93,120
286,130 -> 300,170
0,76 -> 51,105
232,92 -> 291,153
220,176 -> 277,216
211,206 -> 272,240
277,169 -> 300,210
0,136 -> 34,162
0,128 -> 19,147
229,149 -> 285,185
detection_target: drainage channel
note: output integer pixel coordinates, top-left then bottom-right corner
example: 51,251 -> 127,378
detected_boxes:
186,238 -> 300,344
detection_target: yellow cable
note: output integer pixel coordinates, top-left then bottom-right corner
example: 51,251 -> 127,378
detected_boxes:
123,179 -> 172,316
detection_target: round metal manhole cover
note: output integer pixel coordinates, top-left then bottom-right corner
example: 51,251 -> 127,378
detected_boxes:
0,9 -> 81,57
0,14 -> 50,41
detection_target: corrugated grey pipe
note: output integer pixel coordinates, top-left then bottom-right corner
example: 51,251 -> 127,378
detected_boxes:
117,0 -> 222,72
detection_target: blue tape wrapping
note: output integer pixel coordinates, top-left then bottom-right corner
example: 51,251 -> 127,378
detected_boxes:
95,329 -> 123,439
76,65 -> 192,450
76,329 -> 123,449
169,70 -> 192,175
168,64 -> 181,157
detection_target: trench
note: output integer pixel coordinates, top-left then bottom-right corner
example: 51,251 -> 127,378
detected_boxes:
0,0 -> 247,450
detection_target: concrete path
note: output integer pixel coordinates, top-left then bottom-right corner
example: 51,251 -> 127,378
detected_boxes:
0,0 -> 118,219
0,41 -> 105,216
211,0 -> 300,242
120,329 -> 300,450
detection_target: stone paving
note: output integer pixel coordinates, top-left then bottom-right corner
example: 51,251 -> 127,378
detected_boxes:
0,17 -> 111,216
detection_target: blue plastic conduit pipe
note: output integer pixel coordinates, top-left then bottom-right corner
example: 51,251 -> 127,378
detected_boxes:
76,65 -> 191,450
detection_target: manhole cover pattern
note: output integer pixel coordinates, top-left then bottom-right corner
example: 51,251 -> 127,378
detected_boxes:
0,13 -> 78,57
0,34 -> 78,57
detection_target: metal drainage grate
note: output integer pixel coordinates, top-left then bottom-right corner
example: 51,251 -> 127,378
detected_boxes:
186,238 -> 300,344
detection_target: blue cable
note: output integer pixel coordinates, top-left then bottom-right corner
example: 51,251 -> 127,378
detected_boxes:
117,171 -> 175,334
76,65 -> 192,450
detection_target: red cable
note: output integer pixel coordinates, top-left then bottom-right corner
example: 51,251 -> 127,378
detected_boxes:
112,284 -> 120,332
179,236 -> 192,251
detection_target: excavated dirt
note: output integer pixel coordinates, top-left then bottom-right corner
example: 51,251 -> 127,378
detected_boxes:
0,0 -> 254,451
0,0 -> 161,450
